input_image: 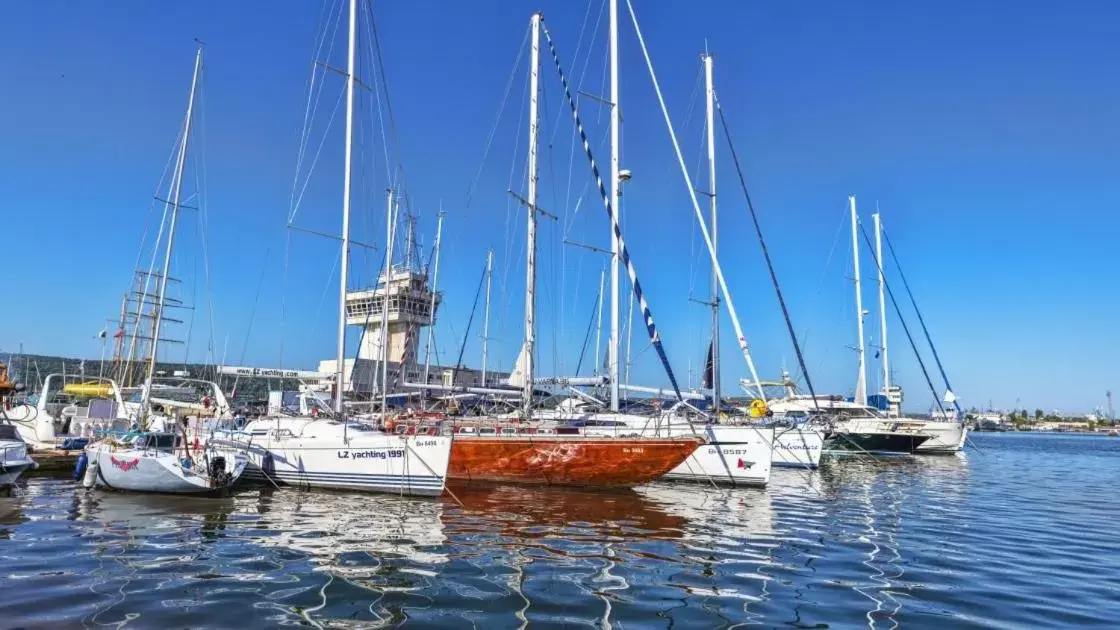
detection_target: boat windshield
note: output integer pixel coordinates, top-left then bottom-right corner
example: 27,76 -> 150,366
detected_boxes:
132,432 -> 179,452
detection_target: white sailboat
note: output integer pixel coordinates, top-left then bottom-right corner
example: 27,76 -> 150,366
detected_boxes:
869,211 -> 967,453
81,45 -> 247,495
813,197 -> 959,454
208,0 -> 452,497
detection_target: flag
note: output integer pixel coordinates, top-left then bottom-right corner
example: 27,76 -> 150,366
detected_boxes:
113,329 -> 125,339
96,328 -> 108,339
702,341 -> 714,390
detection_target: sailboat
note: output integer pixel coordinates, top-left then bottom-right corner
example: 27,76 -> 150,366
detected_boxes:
207,0 -> 452,497
393,11 -> 702,487
80,46 -> 247,495
569,47 -> 782,484
868,211 -> 967,453
805,196 -> 933,454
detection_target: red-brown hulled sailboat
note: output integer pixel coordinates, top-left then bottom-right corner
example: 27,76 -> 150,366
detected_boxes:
447,433 -> 701,486
389,11 -> 703,489
387,418 -> 702,487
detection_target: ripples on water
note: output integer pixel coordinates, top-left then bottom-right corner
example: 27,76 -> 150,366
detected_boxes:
2,433 -> 1119,628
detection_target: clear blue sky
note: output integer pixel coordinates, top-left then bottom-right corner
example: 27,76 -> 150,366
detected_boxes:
2,1 -> 1117,414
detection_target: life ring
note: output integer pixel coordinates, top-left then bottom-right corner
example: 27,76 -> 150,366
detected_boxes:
749,399 -> 768,418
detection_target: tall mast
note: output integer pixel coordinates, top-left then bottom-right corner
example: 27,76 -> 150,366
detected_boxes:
146,44 -> 202,406
481,249 -> 493,387
380,192 -> 397,415
422,209 -> 445,390
703,52 -> 719,415
607,0 -> 621,412
850,194 -> 868,406
522,12 -> 542,416
625,8 -> 767,401
873,211 -> 889,403
334,0 -> 358,415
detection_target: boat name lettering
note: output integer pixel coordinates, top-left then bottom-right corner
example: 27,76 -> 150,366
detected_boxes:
622,448 -> 645,454
416,440 -> 438,447
336,449 -> 404,460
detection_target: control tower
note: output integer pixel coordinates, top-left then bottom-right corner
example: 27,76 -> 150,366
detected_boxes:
345,265 -> 441,365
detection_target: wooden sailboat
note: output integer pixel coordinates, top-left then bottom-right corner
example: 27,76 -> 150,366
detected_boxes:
397,11 -> 701,488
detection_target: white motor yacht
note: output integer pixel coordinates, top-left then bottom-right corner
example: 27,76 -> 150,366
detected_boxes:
0,423 -> 37,489
2,373 -> 131,449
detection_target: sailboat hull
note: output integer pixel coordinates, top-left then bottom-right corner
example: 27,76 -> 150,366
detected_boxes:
661,426 -> 774,486
915,422 -> 968,453
210,426 -> 451,497
825,432 -> 930,454
449,437 -> 702,487
86,444 -> 246,495
770,427 -> 825,469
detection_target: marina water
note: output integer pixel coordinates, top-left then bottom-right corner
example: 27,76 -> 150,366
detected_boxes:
2,433 -> 1118,628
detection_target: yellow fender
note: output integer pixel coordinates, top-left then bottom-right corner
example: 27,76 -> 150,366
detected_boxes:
749,399 -> 768,418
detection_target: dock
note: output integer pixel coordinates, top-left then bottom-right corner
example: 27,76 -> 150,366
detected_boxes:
27,448 -> 80,475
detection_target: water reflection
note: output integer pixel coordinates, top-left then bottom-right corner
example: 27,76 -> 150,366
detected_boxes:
4,438 -> 1120,627
0,491 -> 26,540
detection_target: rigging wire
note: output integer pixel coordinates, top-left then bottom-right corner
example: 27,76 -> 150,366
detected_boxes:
881,228 -> 961,414
541,17 -> 685,401
858,224 -> 949,419
465,25 -> 531,209
574,291 -> 601,375
449,263 -> 489,383
366,0 -> 406,190
192,58 -> 218,370
713,94 -> 821,411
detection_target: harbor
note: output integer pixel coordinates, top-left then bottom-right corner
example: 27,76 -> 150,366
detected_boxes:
3,0 -> 1119,627
3,433 -> 1119,627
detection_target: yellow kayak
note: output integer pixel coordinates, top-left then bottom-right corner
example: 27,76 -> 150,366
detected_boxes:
63,383 -> 114,397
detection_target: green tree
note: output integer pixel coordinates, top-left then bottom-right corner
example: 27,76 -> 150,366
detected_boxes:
1034,409 -> 1044,420
1022,409 -> 1030,423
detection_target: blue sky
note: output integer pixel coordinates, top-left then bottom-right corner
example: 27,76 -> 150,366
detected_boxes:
2,1 -> 1118,414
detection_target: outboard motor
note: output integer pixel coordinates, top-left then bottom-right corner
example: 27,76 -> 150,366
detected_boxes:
208,456 -> 232,491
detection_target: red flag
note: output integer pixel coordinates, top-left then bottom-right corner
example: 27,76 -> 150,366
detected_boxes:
113,329 -> 125,339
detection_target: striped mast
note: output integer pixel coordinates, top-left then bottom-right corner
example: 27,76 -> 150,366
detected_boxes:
540,20 -> 684,401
